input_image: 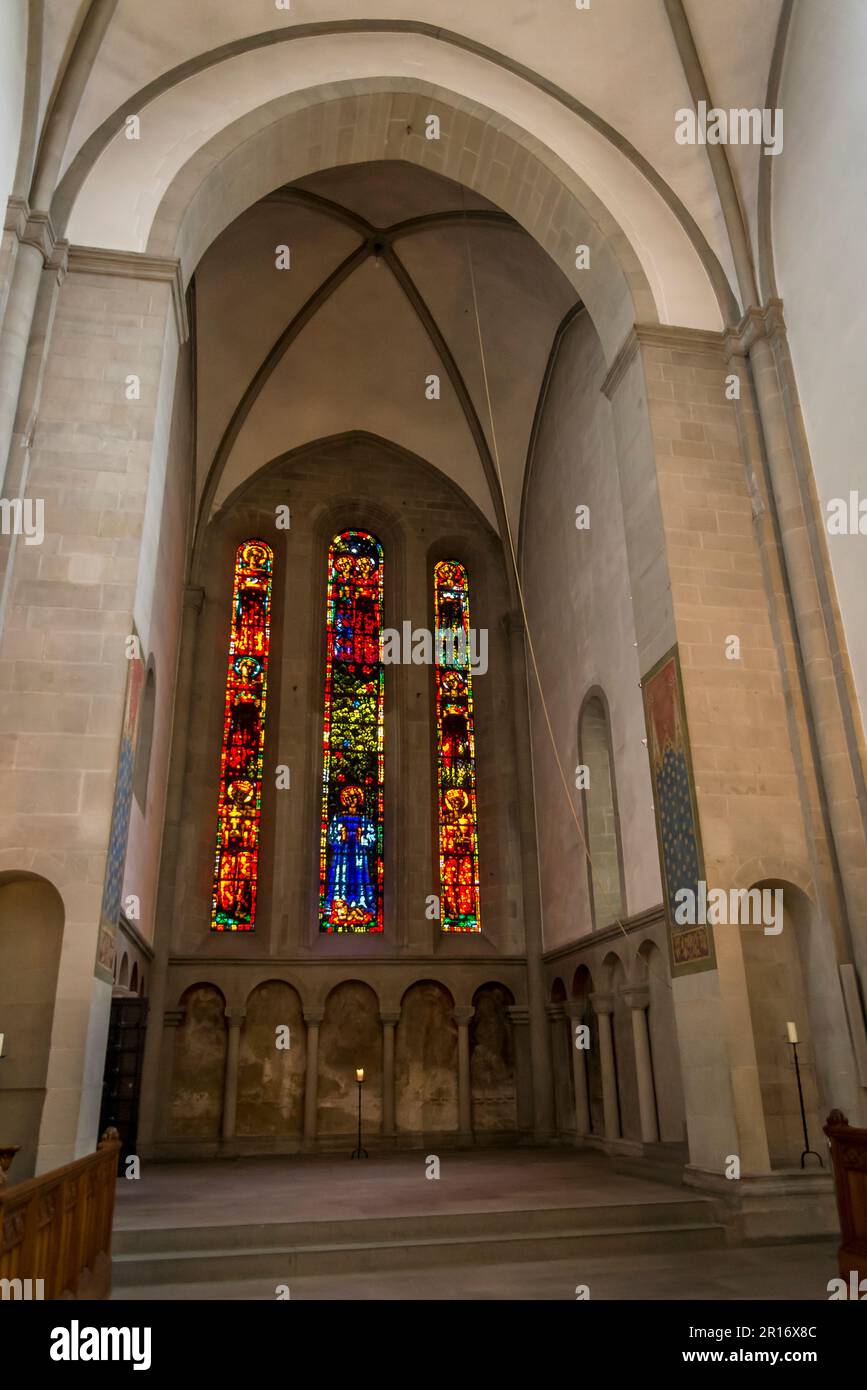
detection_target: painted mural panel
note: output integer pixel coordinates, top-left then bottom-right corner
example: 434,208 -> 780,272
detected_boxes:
642,646 -> 715,975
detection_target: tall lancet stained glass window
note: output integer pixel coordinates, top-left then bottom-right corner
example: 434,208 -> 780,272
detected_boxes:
319,531 -> 384,933
211,539 -> 273,931
434,560 -> 481,932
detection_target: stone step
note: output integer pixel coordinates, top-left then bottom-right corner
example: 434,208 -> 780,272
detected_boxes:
113,1195 -> 712,1257
113,1215 -> 725,1286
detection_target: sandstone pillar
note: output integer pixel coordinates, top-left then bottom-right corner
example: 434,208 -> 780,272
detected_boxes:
221,1008 -> 246,1141
303,1010 -> 324,1145
503,610 -> 554,1139
591,993 -> 620,1141
454,1006 -> 474,1141
624,987 -> 658,1144
380,1011 -> 399,1138
137,587 -> 204,1155
603,325 -> 773,1176
507,1005 -> 533,1136
564,1000 -> 591,1137
546,1002 -> 567,1133
154,1008 -> 185,1146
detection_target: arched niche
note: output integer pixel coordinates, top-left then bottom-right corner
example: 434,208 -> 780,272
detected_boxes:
739,880 -> 822,1168
237,980 -> 306,1138
470,983 -> 516,1133
395,980 -> 458,1135
168,983 -> 227,1138
0,873 -> 65,1180
317,980 -> 382,1138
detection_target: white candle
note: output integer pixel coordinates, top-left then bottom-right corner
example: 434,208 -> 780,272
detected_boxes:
355,1067 -> 364,1082
786,1021 -> 798,1045
0,1033 -> 4,1058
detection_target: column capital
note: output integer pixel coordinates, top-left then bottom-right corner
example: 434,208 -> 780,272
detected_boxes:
623,987 -> 650,1012
183,584 -> 205,612
564,999 -> 587,1022
507,1005 -> 530,1026
453,1006 -> 475,1026
602,322 -> 724,399
379,1011 -> 400,1026
589,991 -> 615,1016
501,608 -> 524,639
4,195 -> 62,265
303,1009 -> 325,1026
163,1009 -> 185,1028
224,1007 -> 246,1027
723,297 -> 786,360
546,1002 -> 566,1020
67,244 -> 190,343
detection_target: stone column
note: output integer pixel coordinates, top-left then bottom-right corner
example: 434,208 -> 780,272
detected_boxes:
564,1000 -> 591,1137
546,1002 -> 566,1134
731,305 -> 867,986
0,207 -> 48,493
221,1008 -> 246,1142
507,1005 -> 532,1136
380,1012 -> 400,1138
454,1006 -> 474,1141
153,1008 -> 185,1146
624,987 -> 658,1144
591,993 -> 620,1141
503,610 -> 554,1139
303,1010 -> 324,1145
603,326 -> 771,1176
0,240 -> 66,639
137,587 -> 204,1155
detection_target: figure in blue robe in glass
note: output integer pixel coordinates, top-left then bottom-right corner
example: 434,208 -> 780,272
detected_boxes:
324,784 -> 377,929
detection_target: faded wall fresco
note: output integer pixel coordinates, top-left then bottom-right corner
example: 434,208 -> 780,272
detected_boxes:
395,981 -> 458,1133
470,984 -> 516,1130
316,980 -> 382,1136
236,981 -> 306,1136
168,984 -> 226,1137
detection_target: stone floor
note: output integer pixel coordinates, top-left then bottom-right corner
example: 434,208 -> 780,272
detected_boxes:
112,1148 -> 839,1301
113,1148 -> 701,1229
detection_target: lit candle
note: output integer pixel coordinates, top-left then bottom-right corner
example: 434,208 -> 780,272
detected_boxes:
355,1067 -> 364,1083
786,1021 -> 798,1045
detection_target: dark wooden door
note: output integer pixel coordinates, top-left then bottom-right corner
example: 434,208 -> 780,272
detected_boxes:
99,995 -> 149,1166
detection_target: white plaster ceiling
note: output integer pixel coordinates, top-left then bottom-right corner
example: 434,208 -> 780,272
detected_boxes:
684,0 -> 784,272
49,2 -> 786,335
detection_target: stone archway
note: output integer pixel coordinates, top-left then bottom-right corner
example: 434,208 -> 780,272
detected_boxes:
0,872 -> 64,1180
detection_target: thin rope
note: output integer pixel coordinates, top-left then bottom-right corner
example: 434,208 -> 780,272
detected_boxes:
459,201 -> 670,993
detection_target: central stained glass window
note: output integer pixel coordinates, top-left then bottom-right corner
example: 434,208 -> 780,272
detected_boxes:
319,530 -> 384,933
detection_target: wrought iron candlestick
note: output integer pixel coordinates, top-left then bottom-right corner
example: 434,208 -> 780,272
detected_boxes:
351,1067 -> 368,1159
787,1023 -> 823,1169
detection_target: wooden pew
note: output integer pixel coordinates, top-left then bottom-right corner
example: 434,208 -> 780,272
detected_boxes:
824,1109 -> 867,1282
0,1128 -> 120,1300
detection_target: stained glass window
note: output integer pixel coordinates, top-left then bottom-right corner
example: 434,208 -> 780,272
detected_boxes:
434,560 -> 481,932
211,539 -> 274,931
319,531 -> 384,933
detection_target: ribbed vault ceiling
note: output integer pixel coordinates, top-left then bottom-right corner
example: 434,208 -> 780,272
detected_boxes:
196,162 -> 578,540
